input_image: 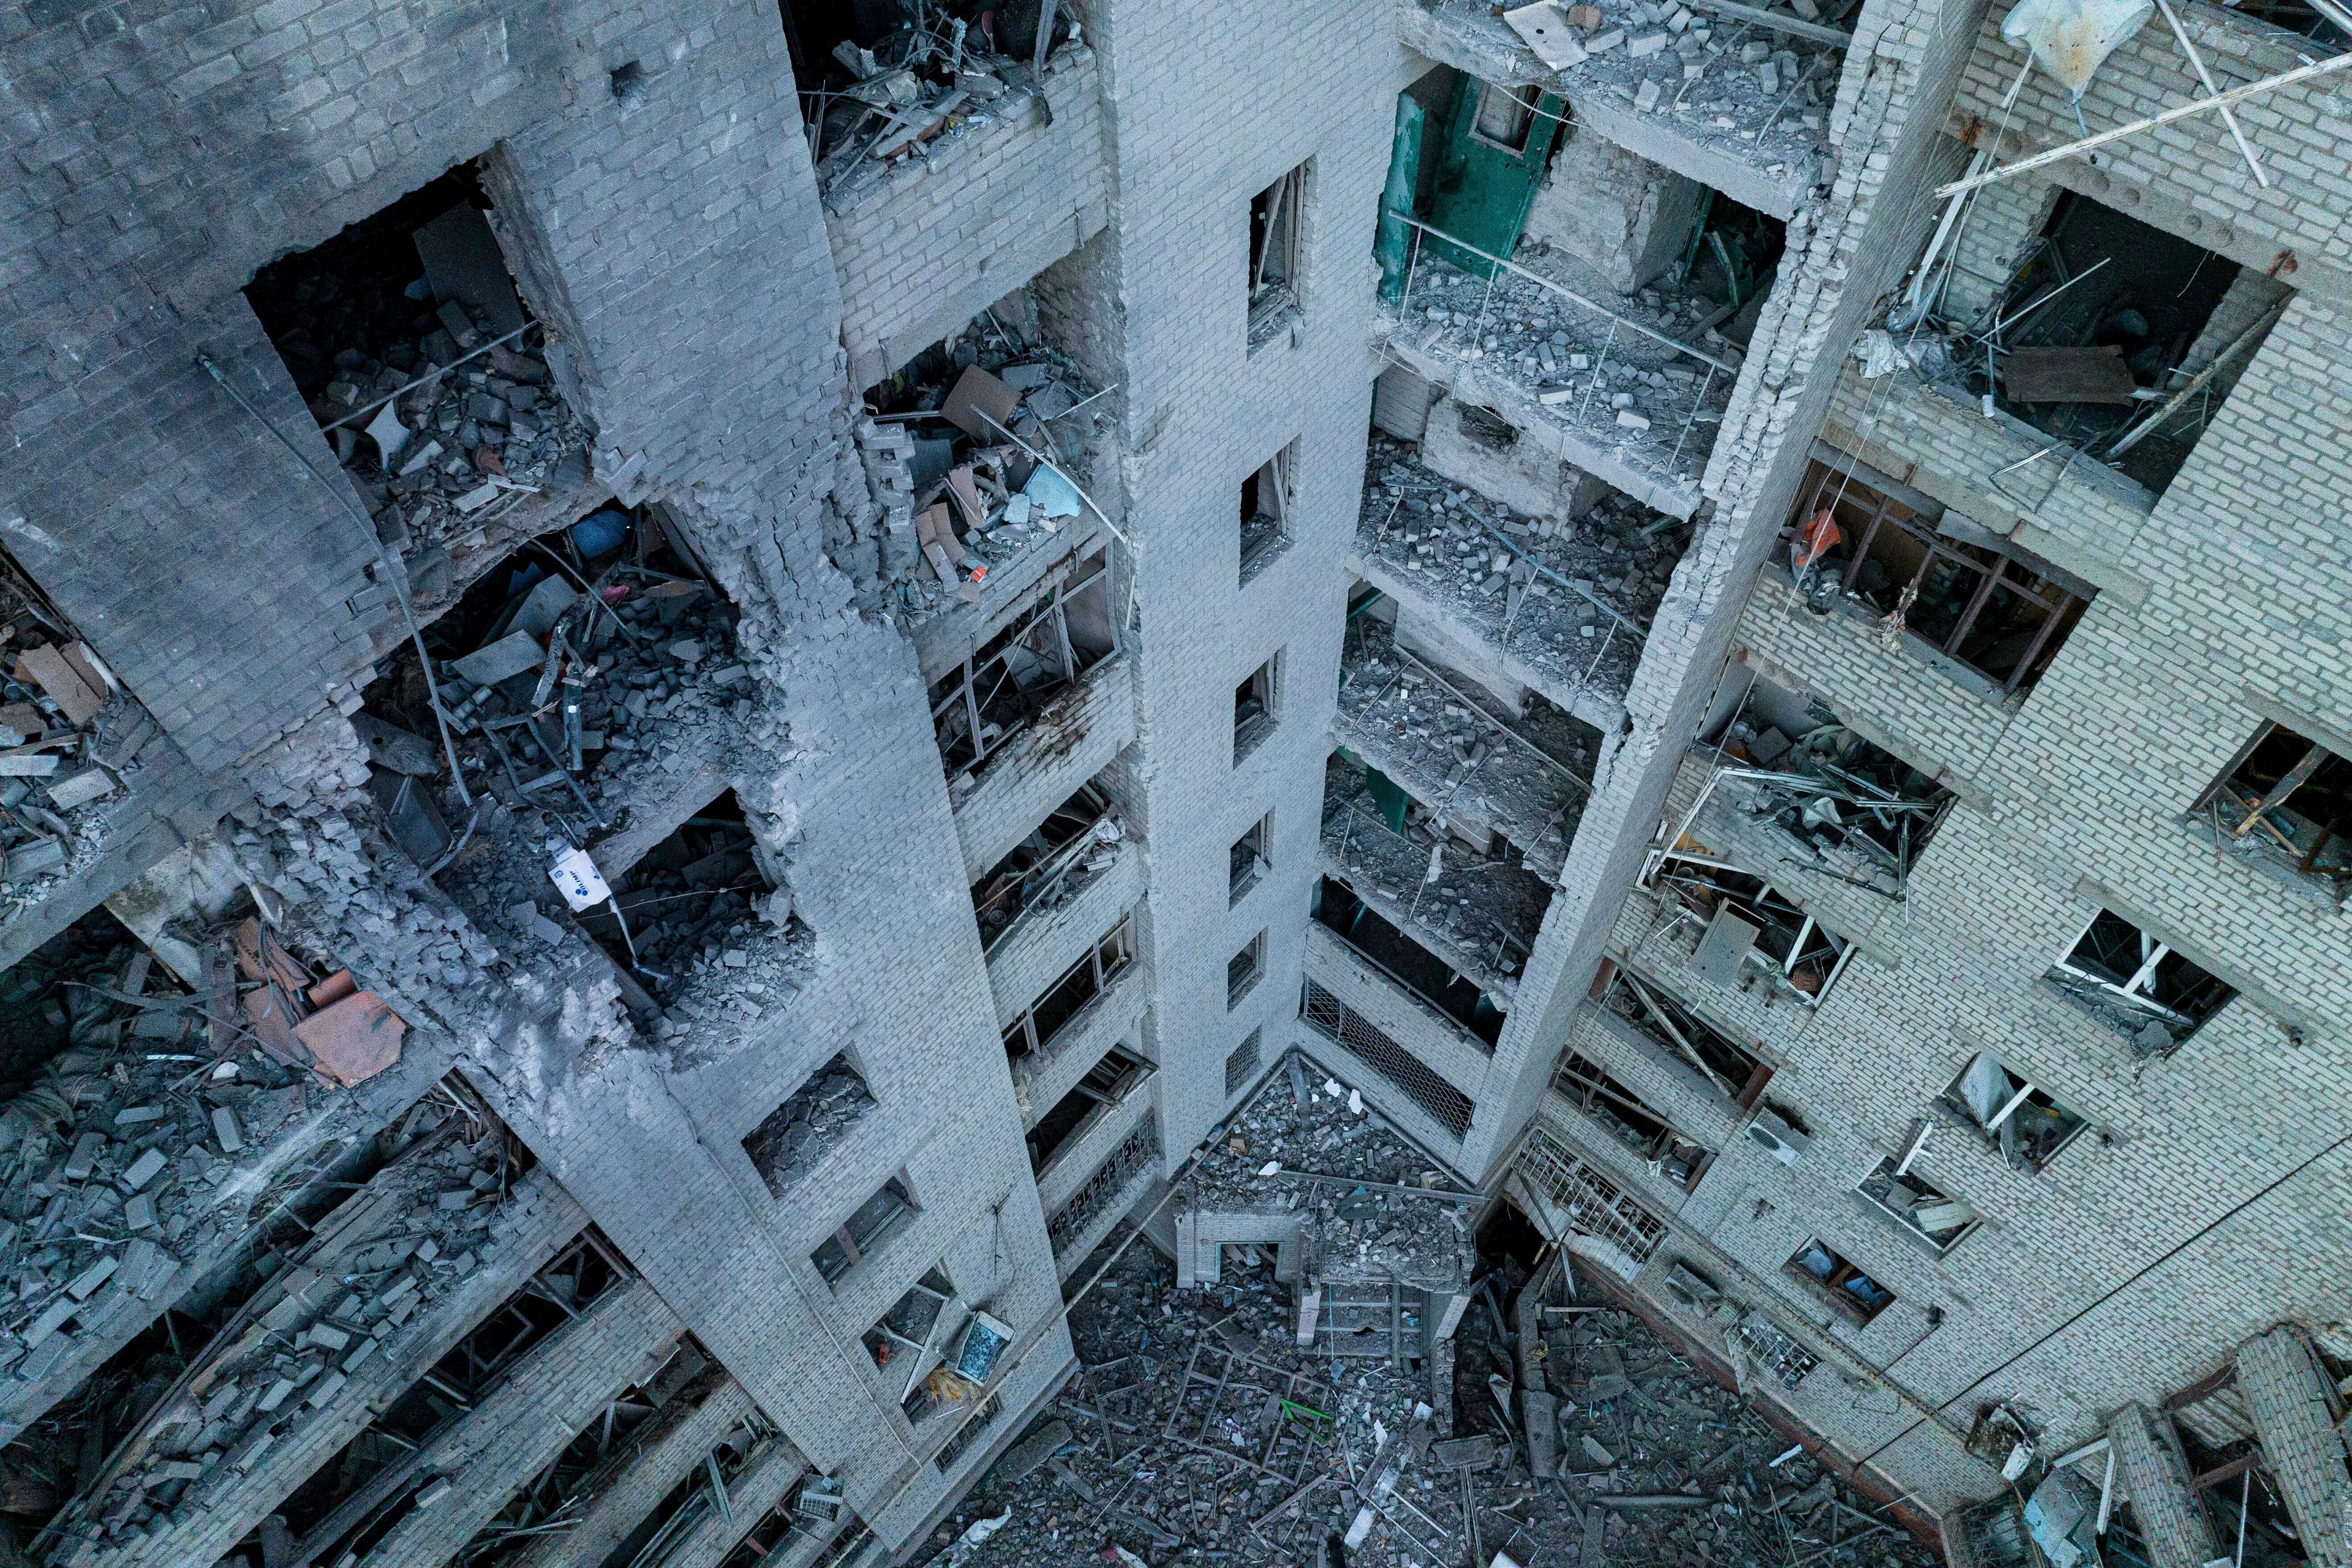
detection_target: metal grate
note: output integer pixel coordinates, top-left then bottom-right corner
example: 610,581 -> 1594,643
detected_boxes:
934,1393 -> 1003,1472
1047,1122 -> 1159,1254
1300,979 -> 1474,1137
1225,1029 -> 1263,1096
1515,1119 -> 1668,1264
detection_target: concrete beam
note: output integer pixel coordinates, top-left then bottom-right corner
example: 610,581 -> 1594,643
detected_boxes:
2237,1328 -> 2352,1568
356,1275 -> 685,1568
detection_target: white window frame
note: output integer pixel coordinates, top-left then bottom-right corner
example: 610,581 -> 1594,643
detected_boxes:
1854,1154 -> 1980,1255
2049,908 -> 2198,1027
1648,850 -> 1858,1009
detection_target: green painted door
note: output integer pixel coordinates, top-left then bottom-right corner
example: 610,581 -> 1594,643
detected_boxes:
1425,77 -> 1564,277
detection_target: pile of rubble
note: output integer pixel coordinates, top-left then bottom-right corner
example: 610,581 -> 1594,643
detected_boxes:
1324,756 -> 1551,997
848,309 -> 1110,619
809,1 -> 1078,198
37,1095 -> 524,1559
2,570 -> 169,920
246,197 -> 589,597
1359,436 -> 1677,706
0,918 -> 403,1396
1336,616 -> 1593,878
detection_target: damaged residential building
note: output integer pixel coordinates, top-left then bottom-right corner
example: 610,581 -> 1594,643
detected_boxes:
4,0 -> 2350,1558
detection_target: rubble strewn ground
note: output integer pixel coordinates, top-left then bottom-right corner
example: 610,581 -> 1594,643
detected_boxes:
914,1102 -> 1942,1568
1336,616 -> 1595,880
1357,437 -> 1681,715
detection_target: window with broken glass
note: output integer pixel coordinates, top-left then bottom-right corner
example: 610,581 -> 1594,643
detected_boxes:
2047,908 -> 2236,1053
1239,442 -> 1297,584
1856,1155 -> 1980,1254
1552,1050 -> 1716,1190
1230,812 -> 1273,904
1594,961 -> 1774,1107
1646,853 -> 1856,1007
1785,1238 -> 1896,1324
1786,462 -> 2090,697
1234,657 -> 1278,762
1942,1052 -> 2088,1174
1000,915 -> 1136,1065
812,1175 -> 917,1285
1703,701 -> 1954,895
929,555 -> 1115,785
864,1267 -> 967,1423
970,781 -> 1121,952
2189,720 -> 2352,898
1248,165 -> 1307,347
1228,930 -> 1267,1008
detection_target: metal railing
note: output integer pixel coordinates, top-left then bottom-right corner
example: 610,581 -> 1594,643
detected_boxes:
1384,215 -> 1737,486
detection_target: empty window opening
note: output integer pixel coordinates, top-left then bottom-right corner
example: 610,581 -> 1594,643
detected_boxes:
1046,1121 -> 1159,1255
1238,442 -> 1298,584
812,1176 -> 917,1285
971,780 -> 1123,952
2223,0 -> 2350,44
573,791 -> 788,999
785,0 -> 1074,184
1942,1052 -> 2088,1174
1233,657 -> 1279,763
858,300 -> 1107,609
865,1265 -> 969,1423
256,1230 -> 632,1565
1553,1051 -> 1716,1190
1311,877 -> 1505,1049
473,1341 -> 733,1564
1227,931 -> 1267,1008
1,548 -> 127,886
1856,1155 -> 1980,1253
1322,751 -> 1550,987
1000,916 -> 1137,1068
1700,673 -> 1954,893
1469,81 -> 1539,153
1969,194 -> 2262,494
1027,1046 -> 1150,1174
2048,908 -> 2236,1053
2191,720 -> 2352,897
243,164 -> 590,591
1593,960 -> 1774,1107
1230,813 -> 1273,904
1645,851 -> 1856,1008
1299,979 -> 1476,1137
930,551 -> 1117,790
742,1054 -> 875,1199
1785,1237 -> 1896,1324
1248,164 -> 1308,348
356,502 -> 739,872
1226,1030 -> 1263,1096
1787,460 -> 2092,698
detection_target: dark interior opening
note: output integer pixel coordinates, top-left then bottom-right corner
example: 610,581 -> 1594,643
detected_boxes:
574,791 -> 775,996
1311,876 -> 1505,1047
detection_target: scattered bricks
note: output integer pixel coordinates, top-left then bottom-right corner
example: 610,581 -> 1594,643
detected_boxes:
211,1105 -> 243,1154
62,1133 -> 104,1182
1627,31 -> 1670,55
121,1148 -> 168,1190
65,1257 -> 118,1301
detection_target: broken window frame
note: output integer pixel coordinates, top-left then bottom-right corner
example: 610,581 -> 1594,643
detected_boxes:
1248,165 -> 1307,336
1855,1154 -> 1981,1254
1940,1051 -> 2090,1174
1227,930 -> 1267,1008
1552,1050 -> 1717,1191
1593,960 -> 1775,1108
1239,442 -> 1297,584
1646,851 -> 1858,1008
970,782 -> 1119,954
1234,657 -> 1279,763
1784,1237 -> 1897,1325
812,1175 -> 917,1286
1789,461 -> 2090,698
927,557 -> 1116,781
1469,81 -> 1540,153
863,1265 -> 967,1420
2047,907 -> 2236,1042
2187,719 -> 2352,896
1028,1044 -> 1150,1177
1230,812 -> 1273,905
1000,915 -> 1137,1064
